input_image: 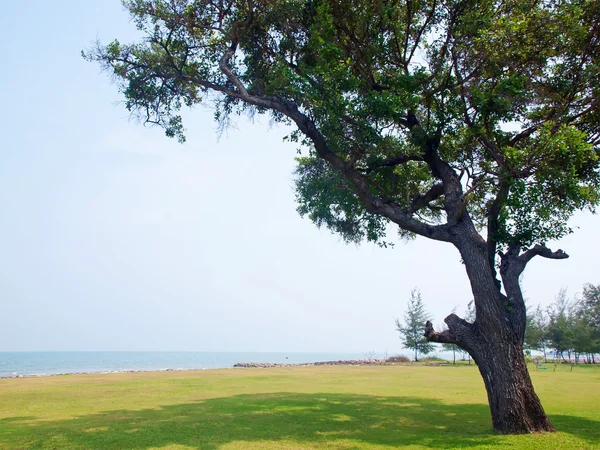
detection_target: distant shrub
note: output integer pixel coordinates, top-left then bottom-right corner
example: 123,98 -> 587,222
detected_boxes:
420,356 -> 447,362
531,356 -> 544,370
386,355 -> 411,363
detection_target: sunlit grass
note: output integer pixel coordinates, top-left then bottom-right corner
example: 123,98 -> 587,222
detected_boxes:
0,363 -> 598,449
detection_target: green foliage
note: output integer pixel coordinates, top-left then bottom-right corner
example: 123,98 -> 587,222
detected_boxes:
420,355 -> 447,362
528,286 -> 600,361
441,342 -> 458,364
395,289 -> 435,361
497,125 -> 599,246
582,284 -> 600,329
525,304 -> 549,353
547,289 -> 576,358
464,301 -> 475,323
294,156 -> 400,245
460,301 -> 475,363
85,0 -> 600,252
575,284 -> 600,356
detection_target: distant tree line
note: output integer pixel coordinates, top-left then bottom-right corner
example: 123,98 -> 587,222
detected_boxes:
397,284 -> 600,364
525,285 -> 600,364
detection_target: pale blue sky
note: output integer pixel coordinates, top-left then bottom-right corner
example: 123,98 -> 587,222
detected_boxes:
1,1 -> 598,353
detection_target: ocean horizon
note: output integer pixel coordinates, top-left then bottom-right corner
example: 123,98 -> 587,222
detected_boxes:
0,351 -> 389,378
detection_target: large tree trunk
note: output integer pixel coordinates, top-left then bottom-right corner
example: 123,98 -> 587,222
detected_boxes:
470,337 -> 554,433
447,316 -> 555,433
427,229 -> 555,433
467,242 -> 554,433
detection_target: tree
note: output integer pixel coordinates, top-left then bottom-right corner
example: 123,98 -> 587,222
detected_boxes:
524,304 -> 549,361
582,284 -> 600,329
455,301 -> 475,365
574,284 -> 600,362
441,307 -> 459,364
441,342 -> 457,365
395,289 -> 435,361
546,287 -> 600,364
571,314 -> 596,363
546,289 -> 575,362
86,0 -> 600,433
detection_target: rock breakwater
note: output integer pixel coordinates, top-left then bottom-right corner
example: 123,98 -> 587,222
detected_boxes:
233,359 -> 388,368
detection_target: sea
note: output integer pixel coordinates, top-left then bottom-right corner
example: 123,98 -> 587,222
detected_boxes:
0,351 -> 374,378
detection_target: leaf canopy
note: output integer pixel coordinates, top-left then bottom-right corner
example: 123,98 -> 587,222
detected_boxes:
86,0 -> 600,255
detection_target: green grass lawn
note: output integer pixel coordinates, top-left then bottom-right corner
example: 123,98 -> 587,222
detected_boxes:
1,363 -> 598,449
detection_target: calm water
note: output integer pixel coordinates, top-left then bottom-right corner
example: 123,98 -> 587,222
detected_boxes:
0,352 -> 371,378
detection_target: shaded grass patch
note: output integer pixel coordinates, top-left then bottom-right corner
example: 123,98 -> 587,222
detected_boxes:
0,365 -> 598,449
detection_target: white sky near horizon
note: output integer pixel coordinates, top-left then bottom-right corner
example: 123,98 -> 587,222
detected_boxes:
1,1 -> 599,354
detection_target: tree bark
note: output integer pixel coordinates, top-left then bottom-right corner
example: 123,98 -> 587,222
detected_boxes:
428,315 -> 555,432
425,228 -> 556,433
470,338 -> 555,433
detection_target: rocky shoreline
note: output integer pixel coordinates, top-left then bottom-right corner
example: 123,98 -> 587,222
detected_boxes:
233,359 -> 388,368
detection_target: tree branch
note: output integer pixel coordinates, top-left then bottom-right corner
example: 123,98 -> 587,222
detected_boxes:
497,243 -> 568,343
519,244 -> 569,265
363,153 -> 422,173
424,313 -> 474,346
207,56 -> 457,242
486,181 -> 509,288
424,320 -> 458,344
509,99 -> 600,146
405,112 -> 466,225
219,35 -> 248,96
99,28 -> 460,244
407,0 -> 438,65
410,183 -> 444,214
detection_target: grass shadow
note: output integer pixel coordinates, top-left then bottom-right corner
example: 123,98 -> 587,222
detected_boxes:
0,393 -> 598,449
550,414 -> 600,443
0,416 -> 37,423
